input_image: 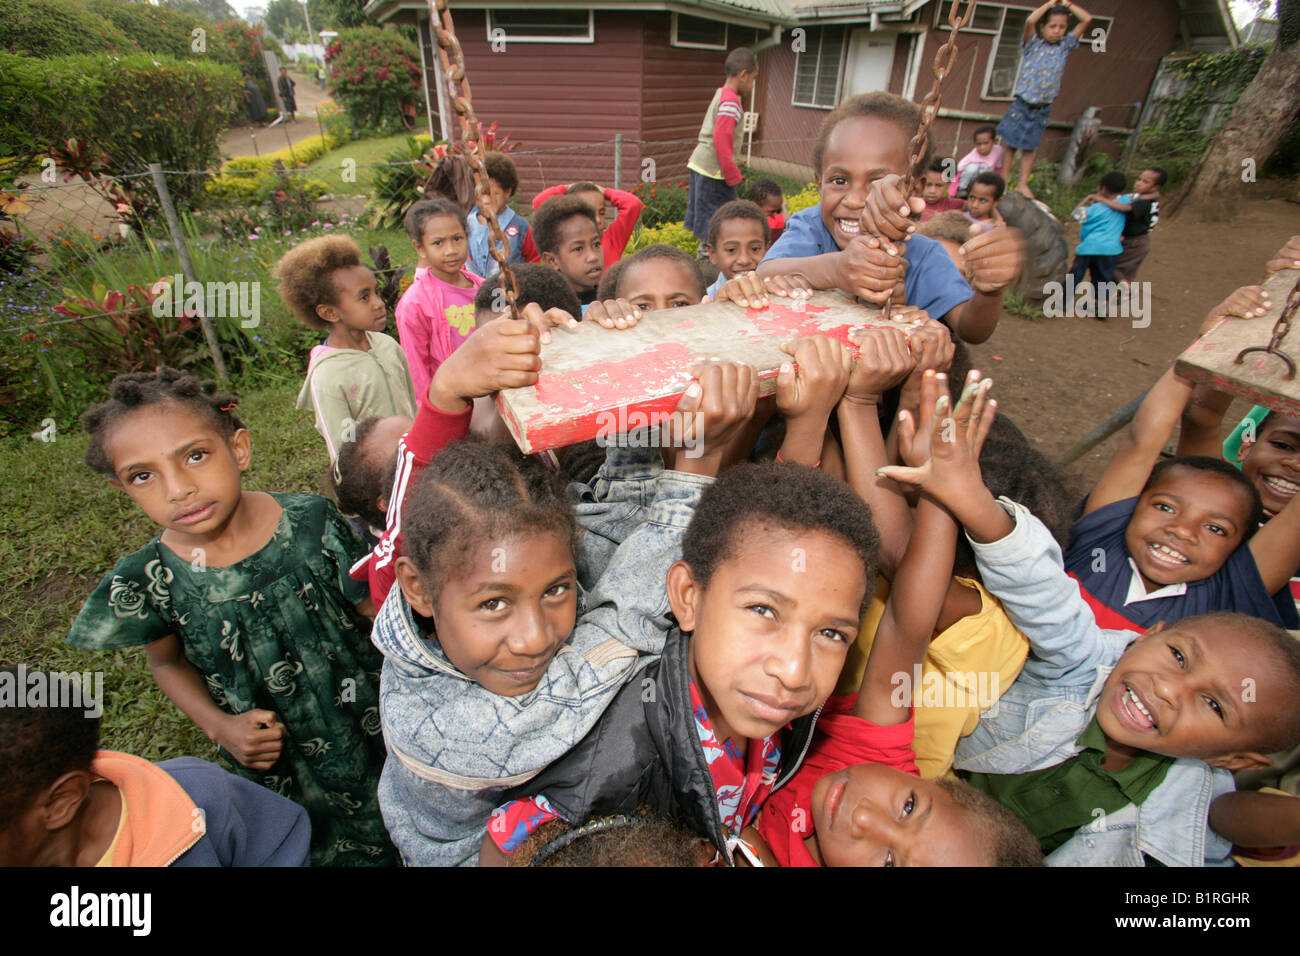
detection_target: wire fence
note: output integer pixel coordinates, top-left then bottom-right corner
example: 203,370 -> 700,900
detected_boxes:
0,132 -> 822,429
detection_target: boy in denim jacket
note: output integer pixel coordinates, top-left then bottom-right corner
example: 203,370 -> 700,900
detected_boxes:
880,378 -> 1300,866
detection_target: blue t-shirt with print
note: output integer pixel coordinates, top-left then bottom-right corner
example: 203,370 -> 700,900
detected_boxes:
1014,33 -> 1081,105
762,205 -> 973,324
1075,194 -> 1129,257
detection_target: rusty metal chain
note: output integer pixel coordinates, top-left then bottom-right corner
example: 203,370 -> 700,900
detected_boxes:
882,0 -> 976,321
430,0 -> 523,321
1235,276 -> 1300,381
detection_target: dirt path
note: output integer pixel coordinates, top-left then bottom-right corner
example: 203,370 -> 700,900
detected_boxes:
218,69 -> 334,161
965,193 -> 1300,489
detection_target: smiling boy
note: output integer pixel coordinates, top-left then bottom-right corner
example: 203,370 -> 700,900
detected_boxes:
876,381 -> 1300,865
1062,330 -> 1300,632
758,92 -> 1024,345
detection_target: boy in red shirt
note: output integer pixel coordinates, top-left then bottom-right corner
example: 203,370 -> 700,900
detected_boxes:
919,159 -> 965,221
746,178 -> 787,244
684,47 -> 758,248
526,181 -> 643,266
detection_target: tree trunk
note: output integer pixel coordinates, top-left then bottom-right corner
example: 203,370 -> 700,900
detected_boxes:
1169,1 -> 1300,220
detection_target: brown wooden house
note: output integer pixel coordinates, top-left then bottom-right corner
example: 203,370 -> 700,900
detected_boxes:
363,0 -> 798,195
363,1 -> 1239,193
749,0 -> 1239,180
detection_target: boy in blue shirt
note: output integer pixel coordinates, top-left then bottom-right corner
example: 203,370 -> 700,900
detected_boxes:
1071,170 -> 1129,320
757,91 -> 1025,345
466,153 -> 530,279
879,376 -> 1300,866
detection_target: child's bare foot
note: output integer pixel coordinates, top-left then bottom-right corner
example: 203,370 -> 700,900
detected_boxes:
1015,183 -> 1035,199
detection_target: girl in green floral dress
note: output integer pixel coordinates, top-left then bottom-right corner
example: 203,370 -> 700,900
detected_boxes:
68,368 -> 397,866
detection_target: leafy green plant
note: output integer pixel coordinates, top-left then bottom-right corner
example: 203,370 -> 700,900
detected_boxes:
0,52 -> 242,214
626,221 -> 697,255
87,0 -> 215,59
317,98 -> 353,149
325,26 -> 422,134
52,279 -> 203,378
369,244 -> 408,315
0,0 -> 137,57
786,182 -> 821,213
630,180 -> 689,229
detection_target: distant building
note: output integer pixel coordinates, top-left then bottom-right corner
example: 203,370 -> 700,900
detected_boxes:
362,1 -> 1239,189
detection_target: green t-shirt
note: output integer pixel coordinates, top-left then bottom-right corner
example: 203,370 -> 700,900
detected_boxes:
963,716 -> 1173,854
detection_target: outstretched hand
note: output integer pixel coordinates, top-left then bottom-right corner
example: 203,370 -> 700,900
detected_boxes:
878,369 -> 997,513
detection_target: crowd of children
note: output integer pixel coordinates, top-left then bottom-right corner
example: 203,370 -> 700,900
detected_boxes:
10,37 -> 1299,868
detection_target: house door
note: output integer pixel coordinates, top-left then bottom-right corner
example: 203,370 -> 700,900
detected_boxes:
844,29 -> 895,98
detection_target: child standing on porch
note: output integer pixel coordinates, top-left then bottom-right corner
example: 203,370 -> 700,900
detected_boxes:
684,47 -> 758,254
997,2 -> 1093,199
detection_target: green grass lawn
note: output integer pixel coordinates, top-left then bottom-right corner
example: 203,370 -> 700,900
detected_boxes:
0,374 -> 328,763
309,132 -> 427,196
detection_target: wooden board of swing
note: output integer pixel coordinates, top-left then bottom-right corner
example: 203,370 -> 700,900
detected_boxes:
1175,267 -> 1300,418
495,290 -> 913,454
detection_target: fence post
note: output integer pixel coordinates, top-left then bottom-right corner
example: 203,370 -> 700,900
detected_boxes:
613,133 -> 623,191
148,163 -> 228,382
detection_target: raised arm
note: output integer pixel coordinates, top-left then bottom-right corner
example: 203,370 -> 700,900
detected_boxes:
602,186 -> 644,257
1250,489 -> 1300,594
838,327 -> 917,577
1084,366 -> 1192,515
1024,2 -> 1053,40
1176,286 -> 1274,457
774,335 -> 851,467
856,375 -> 968,725
1210,790 -> 1300,848
1068,2 -> 1094,39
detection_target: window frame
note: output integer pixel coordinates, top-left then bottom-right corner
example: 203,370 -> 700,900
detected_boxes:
981,4 -> 1037,101
671,12 -> 729,51
485,8 -> 595,45
791,24 -> 848,110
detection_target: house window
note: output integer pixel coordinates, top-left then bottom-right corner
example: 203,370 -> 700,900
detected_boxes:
486,9 -> 594,43
672,13 -> 727,50
792,25 -> 847,109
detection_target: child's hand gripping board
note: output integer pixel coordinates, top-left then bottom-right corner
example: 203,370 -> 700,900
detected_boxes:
495,290 -> 910,453
1176,269 -> 1300,418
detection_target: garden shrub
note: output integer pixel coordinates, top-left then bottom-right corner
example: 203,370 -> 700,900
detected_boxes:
626,221 -> 697,255
786,183 -> 820,213
0,0 -> 137,58
630,180 -> 689,229
87,0 -> 214,60
325,26 -> 422,134
0,53 -> 241,220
